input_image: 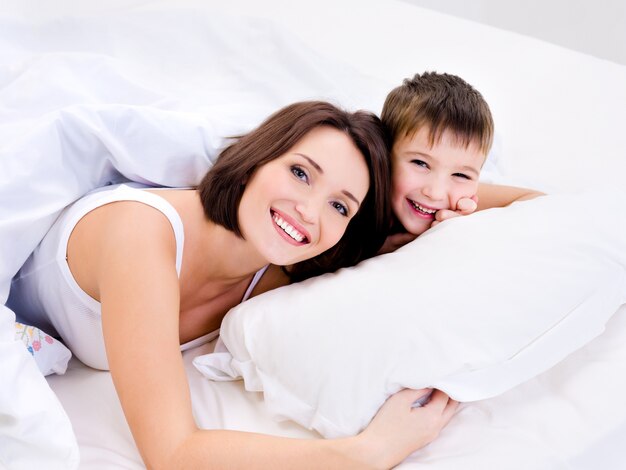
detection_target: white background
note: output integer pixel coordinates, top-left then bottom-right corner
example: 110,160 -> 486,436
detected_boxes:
400,0 -> 626,65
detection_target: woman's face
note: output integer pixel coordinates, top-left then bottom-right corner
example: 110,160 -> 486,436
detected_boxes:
238,125 -> 369,266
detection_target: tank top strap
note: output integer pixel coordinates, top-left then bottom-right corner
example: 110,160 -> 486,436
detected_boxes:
241,264 -> 270,302
59,183 -> 185,276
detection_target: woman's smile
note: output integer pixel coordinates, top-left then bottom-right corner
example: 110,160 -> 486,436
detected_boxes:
271,209 -> 310,245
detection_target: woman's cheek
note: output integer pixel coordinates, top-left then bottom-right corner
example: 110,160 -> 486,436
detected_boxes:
328,219 -> 348,249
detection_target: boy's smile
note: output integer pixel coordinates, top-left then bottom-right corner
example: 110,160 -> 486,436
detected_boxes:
407,200 -> 438,219
391,127 -> 485,236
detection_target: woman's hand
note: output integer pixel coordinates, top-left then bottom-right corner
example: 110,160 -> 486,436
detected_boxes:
431,196 -> 478,229
359,388 -> 459,469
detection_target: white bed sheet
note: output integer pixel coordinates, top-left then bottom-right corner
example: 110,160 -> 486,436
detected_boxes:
1,0 -> 625,468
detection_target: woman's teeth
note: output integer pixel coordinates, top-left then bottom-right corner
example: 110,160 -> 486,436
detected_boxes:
410,200 -> 437,215
273,213 -> 306,242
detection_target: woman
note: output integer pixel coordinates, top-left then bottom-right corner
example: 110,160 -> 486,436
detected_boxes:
9,101 -> 457,469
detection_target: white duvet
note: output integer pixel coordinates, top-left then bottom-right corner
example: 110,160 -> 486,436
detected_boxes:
2,0 -> 626,468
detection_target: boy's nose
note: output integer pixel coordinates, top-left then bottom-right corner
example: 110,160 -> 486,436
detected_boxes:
422,178 -> 447,201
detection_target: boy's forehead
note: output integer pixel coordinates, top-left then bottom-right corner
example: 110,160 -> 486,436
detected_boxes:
396,127 -> 482,151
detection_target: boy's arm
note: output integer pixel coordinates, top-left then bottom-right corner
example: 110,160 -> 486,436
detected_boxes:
433,183 -> 544,227
475,183 -> 544,211
381,184 -> 544,254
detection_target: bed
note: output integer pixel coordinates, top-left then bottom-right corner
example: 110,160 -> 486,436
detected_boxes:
2,0 -> 626,468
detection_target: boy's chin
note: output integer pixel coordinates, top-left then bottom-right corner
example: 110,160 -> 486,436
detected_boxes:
392,214 -> 431,237
401,221 -> 430,237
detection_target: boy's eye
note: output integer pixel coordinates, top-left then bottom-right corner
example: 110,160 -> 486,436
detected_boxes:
291,165 -> 309,183
453,173 -> 471,180
411,159 -> 428,169
331,201 -> 349,217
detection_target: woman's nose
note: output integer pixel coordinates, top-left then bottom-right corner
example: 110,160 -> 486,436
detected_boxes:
295,200 -> 317,224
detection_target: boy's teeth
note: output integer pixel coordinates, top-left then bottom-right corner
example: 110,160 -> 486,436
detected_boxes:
410,200 -> 437,214
273,213 -> 305,242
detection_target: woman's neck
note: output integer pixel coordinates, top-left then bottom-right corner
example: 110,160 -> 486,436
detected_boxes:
175,189 -> 268,284
200,219 -> 268,280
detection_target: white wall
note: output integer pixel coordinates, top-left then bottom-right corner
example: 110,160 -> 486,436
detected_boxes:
398,0 -> 626,65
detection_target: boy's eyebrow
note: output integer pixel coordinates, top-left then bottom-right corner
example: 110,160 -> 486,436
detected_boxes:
296,153 -> 360,207
460,165 -> 480,175
404,151 -> 480,175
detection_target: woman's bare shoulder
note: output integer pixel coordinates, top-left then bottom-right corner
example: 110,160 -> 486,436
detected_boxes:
68,200 -> 178,300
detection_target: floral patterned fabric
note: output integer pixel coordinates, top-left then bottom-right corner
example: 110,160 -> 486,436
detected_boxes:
15,322 -> 72,376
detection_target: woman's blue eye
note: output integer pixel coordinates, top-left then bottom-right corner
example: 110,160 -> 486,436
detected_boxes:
411,159 -> 428,169
291,165 -> 308,182
331,201 -> 348,217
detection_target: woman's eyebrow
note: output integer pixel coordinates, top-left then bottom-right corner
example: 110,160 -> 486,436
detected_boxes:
343,190 -> 360,207
296,153 -> 323,174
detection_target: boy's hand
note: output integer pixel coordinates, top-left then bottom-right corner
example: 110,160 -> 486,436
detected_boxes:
378,232 -> 418,255
431,196 -> 478,228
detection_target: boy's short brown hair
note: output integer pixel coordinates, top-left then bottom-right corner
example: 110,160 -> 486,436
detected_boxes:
381,71 -> 494,155
198,100 -> 391,281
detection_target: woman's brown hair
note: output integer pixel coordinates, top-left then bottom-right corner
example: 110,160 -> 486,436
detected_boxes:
199,100 -> 391,281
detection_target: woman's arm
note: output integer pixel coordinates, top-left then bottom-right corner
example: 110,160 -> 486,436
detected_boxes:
95,203 -> 456,469
96,202 -> 195,467
172,389 -> 457,470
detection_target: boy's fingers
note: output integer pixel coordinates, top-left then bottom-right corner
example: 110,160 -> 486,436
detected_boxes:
456,197 -> 477,213
435,209 -> 459,222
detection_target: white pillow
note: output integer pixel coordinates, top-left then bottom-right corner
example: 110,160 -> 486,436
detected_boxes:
194,188 -> 626,438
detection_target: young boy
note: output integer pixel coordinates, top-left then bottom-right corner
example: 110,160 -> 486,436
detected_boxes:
380,71 -> 541,253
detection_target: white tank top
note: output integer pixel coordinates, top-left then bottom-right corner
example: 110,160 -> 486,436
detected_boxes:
8,183 -> 268,370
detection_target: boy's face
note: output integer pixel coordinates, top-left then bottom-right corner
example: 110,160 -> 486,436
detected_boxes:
391,127 -> 486,236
